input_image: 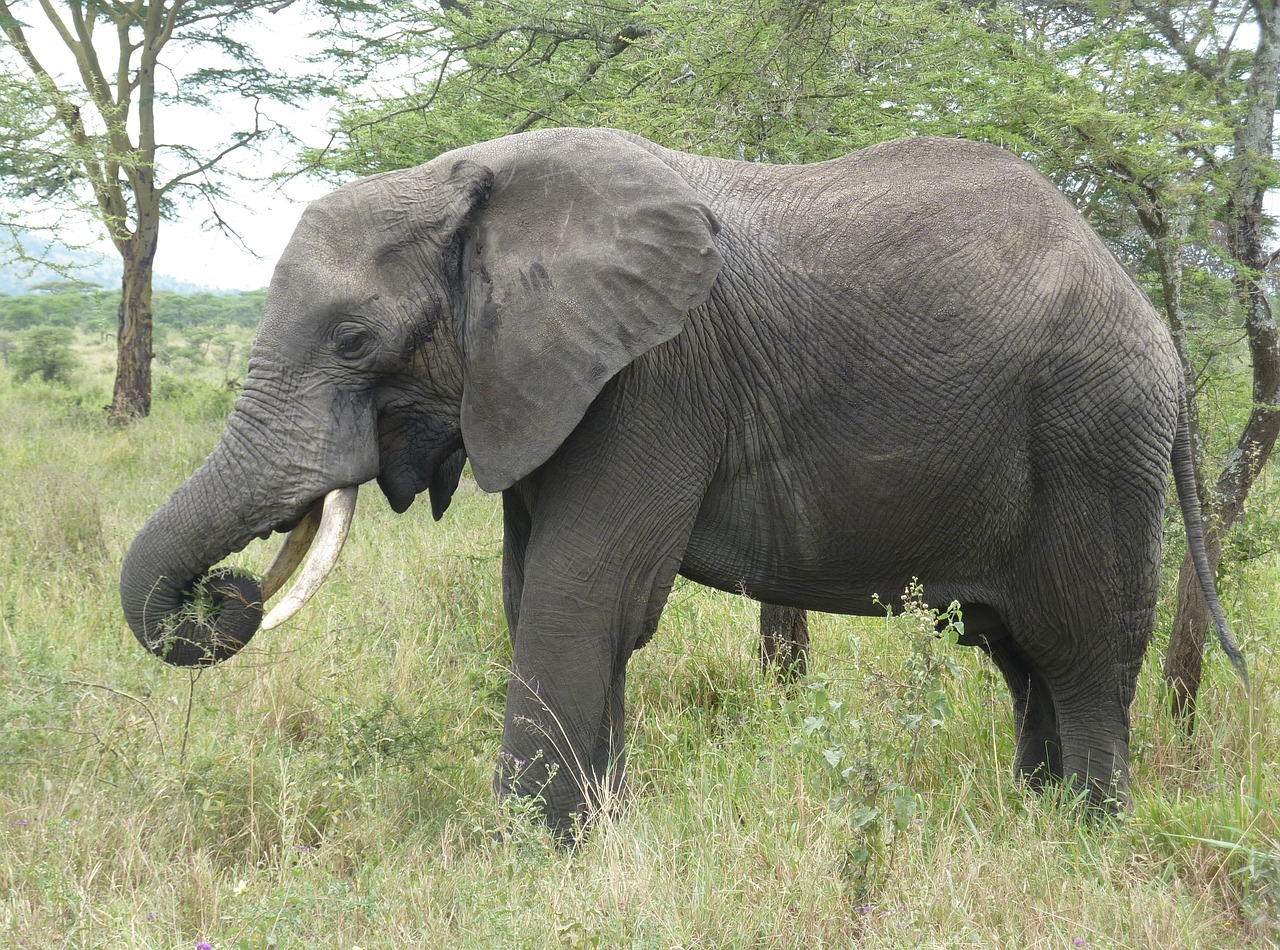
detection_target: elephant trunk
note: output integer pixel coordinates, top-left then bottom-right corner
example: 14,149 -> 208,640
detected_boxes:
121,440 -> 267,666
120,418 -> 360,667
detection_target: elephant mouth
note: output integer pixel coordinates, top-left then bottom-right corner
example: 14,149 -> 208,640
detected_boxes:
259,486 -> 359,630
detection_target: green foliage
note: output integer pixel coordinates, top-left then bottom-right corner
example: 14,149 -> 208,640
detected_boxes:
154,290 -> 266,331
318,0 -> 1225,193
0,288 -> 96,331
312,0 -> 1247,319
0,287 -> 263,337
8,325 -> 79,383
0,67 -> 66,199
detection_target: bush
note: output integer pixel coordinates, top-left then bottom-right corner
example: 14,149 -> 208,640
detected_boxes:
153,371 -> 239,421
9,326 -> 80,383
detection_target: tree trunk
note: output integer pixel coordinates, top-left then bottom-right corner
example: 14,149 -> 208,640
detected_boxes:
759,603 -> 809,683
1164,0 -> 1280,726
1165,538 -> 1222,729
109,231 -> 157,420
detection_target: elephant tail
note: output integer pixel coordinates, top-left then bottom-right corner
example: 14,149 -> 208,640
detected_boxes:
1171,396 -> 1250,690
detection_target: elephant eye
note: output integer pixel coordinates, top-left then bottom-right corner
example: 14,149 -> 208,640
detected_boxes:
332,325 -> 374,360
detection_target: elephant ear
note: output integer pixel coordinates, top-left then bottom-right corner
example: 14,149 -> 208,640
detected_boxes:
451,129 -> 723,492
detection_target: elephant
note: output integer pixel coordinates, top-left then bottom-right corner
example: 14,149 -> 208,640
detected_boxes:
120,127 -> 1248,839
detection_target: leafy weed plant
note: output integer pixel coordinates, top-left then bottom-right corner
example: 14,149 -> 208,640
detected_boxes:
786,579 -> 963,903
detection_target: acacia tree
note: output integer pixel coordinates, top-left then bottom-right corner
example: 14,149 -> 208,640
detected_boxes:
0,0 -> 348,419
1131,0 -> 1280,722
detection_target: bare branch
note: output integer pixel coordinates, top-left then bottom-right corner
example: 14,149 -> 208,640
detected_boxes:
159,103 -> 269,195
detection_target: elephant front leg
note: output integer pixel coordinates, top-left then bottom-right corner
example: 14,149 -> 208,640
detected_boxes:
496,651 -> 627,840
492,487 -> 697,840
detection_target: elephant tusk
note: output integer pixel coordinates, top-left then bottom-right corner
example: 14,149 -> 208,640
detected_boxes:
261,486 -> 358,631
259,501 -> 323,601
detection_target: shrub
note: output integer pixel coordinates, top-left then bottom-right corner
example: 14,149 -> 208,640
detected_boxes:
9,326 -> 80,383
153,372 -> 239,422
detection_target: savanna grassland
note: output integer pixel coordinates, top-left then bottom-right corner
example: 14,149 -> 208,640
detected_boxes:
0,325 -> 1276,949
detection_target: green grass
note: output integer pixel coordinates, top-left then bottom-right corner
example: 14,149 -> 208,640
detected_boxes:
0,356 -> 1276,948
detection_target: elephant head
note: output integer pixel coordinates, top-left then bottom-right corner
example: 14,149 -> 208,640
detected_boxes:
120,128 -> 722,666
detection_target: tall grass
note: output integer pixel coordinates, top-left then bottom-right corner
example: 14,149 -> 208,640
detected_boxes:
0,355 -> 1275,948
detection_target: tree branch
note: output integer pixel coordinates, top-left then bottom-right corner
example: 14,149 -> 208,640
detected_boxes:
508,22 -> 655,134
158,103 -> 268,194
0,0 -> 130,233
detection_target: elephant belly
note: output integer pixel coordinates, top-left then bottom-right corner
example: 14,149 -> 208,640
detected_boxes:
680,437 -> 1030,616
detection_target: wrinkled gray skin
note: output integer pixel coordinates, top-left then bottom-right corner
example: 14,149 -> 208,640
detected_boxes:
121,128 -> 1245,838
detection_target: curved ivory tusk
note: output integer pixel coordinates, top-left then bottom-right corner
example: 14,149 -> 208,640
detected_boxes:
262,486 -> 358,630
259,501 -> 323,602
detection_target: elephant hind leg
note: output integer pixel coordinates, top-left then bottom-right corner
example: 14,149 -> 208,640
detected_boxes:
759,603 -> 810,683
992,608 -> 1140,811
1045,606 -> 1154,813
968,616 -> 1063,787
1005,476 -> 1163,812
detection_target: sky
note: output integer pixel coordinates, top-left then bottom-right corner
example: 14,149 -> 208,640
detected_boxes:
140,7 -> 343,291
9,5 -> 353,292
150,162 -> 329,293
154,143 -> 331,293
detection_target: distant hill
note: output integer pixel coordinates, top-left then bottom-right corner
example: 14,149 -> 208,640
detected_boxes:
0,235 -> 215,296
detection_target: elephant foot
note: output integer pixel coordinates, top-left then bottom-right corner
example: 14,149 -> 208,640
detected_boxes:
1014,740 -> 1064,792
493,730 -> 629,846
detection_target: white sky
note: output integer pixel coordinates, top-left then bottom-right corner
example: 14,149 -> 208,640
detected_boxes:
154,7 -> 341,290
8,5 -> 356,291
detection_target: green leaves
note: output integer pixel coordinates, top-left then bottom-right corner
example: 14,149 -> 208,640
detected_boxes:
310,0 -> 1241,245
7,325 -> 79,384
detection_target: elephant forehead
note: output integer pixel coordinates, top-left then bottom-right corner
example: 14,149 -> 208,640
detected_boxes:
290,194 -> 382,262
266,240 -> 375,312
267,189 -> 402,296
299,171 -> 453,255
258,247 -> 377,348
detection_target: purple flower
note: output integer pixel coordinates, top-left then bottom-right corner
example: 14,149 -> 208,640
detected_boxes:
197,942 -> 213,950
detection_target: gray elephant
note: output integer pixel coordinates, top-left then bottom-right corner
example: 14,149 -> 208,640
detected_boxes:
120,128 -> 1246,838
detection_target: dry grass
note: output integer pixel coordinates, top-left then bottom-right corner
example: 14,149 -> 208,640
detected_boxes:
0,347 -> 1275,948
